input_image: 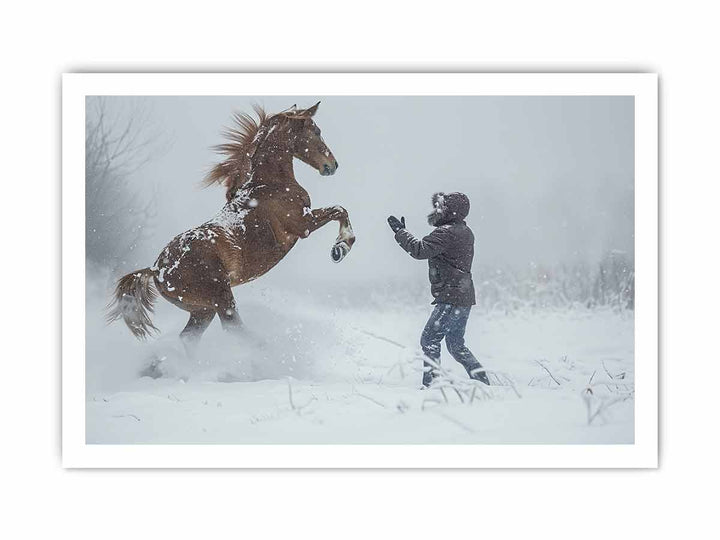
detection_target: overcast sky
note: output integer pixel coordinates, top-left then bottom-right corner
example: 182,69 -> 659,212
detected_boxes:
97,95 -> 634,285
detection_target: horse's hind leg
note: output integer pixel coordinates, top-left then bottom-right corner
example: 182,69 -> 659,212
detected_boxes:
216,304 -> 244,334
179,309 -> 216,358
208,285 -> 244,333
214,291 -> 268,349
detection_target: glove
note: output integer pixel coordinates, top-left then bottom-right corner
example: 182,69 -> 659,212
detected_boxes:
387,215 -> 406,233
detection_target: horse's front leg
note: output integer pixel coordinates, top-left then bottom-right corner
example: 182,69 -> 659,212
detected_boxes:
305,206 -> 356,263
330,211 -> 355,263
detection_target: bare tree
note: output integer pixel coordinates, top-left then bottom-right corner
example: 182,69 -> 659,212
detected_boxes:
85,97 -> 161,274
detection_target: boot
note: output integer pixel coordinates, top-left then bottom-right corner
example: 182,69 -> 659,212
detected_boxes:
422,369 -> 438,388
469,366 -> 490,385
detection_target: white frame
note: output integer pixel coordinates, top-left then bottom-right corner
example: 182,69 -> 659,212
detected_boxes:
62,73 -> 657,468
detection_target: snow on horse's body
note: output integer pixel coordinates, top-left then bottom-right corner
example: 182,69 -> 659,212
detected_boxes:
108,103 -> 355,351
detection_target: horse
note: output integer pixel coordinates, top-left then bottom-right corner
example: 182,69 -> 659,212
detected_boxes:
107,102 -> 356,353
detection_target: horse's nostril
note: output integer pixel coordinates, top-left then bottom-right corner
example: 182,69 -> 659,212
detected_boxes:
334,161 -> 339,170
321,162 -> 336,176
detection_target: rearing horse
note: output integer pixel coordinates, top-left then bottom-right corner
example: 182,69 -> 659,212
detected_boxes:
108,102 -> 355,350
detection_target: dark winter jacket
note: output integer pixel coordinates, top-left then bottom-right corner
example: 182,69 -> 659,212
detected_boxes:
394,192 -> 476,306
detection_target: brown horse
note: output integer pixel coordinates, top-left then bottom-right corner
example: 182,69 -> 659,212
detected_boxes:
108,102 -> 355,351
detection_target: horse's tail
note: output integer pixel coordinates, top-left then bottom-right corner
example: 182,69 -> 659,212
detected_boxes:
106,268 -> 159,340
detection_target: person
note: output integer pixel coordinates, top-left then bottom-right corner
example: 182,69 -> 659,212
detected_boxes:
388,192 -> 490,387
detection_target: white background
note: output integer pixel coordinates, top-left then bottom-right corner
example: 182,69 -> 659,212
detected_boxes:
0,0 -> 716,538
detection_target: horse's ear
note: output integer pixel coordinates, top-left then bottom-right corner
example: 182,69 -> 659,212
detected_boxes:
279,104 -> 300,120
305,101 -> 320,117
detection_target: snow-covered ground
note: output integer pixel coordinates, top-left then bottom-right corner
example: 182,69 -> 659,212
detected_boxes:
86,277 -> 634,444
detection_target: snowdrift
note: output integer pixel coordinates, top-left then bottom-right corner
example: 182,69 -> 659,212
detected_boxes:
85,274 -> 634,444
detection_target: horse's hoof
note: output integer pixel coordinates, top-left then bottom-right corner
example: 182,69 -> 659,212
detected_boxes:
139,355 -> 166,379
331,242 -> 350,263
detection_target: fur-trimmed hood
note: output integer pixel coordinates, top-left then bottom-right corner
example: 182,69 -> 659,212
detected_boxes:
396,191 -> 476,306
427,192 -> 471,226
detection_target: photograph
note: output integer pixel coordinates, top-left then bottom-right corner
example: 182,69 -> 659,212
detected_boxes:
62,74 -> 657,466
9,1 -> 716,536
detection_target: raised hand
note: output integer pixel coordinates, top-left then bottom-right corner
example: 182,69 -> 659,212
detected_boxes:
387,215 -> 406,233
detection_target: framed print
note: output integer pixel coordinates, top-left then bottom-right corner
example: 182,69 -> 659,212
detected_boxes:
62,73 -> 657,467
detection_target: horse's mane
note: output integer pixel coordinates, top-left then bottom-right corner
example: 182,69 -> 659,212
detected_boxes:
205,104 -> 318,199
203,104 -> 271,198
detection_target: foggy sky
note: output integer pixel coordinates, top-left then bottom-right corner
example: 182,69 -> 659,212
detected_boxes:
98,96 -> 634,285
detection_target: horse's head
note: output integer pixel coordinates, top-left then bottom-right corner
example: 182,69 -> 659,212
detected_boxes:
205,103 -> 340,200
277,102 -> 338,176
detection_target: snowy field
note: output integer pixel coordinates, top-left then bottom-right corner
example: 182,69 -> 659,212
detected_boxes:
83,95 -> 635,446
85,276 -> 634,445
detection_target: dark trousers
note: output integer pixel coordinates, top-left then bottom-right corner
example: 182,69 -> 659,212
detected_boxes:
420,303 -> 487,386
